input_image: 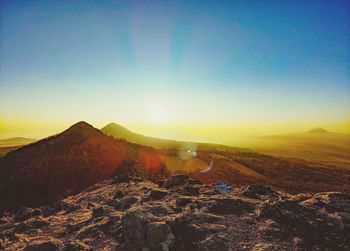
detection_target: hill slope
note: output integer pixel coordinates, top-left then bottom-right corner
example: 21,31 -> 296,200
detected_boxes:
101,122 -> 240,152
1,175 -> 349,250
0,122 -> 130,211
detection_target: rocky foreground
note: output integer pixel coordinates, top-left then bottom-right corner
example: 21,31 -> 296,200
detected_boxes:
0,175 -> 349,251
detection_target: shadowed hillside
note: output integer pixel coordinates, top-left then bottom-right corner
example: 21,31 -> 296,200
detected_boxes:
0,122 -> 167,212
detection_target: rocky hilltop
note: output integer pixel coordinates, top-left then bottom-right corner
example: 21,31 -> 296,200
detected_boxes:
1,174 -> 349,251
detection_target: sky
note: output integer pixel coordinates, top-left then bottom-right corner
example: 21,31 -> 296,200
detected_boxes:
0,0 -> 349,142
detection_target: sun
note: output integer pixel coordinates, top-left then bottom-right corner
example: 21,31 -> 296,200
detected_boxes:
149,104 -> 168,123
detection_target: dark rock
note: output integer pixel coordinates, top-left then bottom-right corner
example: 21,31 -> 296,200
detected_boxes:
97,215 -> 121,233
242,184 -> 277,198
182,185 -> 200,196
158,179 -> 166,187
120,208 -> 152,250
112,196 -> 140,211
65,203 -> 81,213
52,201 -> 77,211
27,217 -> 50,228
148,205 -> 175,217
15,207 -> 41,221
170,214 -> 207,250
147,222 -> 175,251
40,205 -> 55,216
175,197 -> 193,207
92,207 -> 104,218
186,178 -> 202,186
148,188 -> 169,200
23,238 -> 64,251
64,240 -> 92,251
162,174 -> 190,189
113,190 -> 125,199
14,222 -> 31,233
203,198 -> 253,215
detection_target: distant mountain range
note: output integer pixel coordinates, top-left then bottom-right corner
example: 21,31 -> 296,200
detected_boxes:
0,137 -> 35,147
256,128 -> 350,167
308,127 -> 329,133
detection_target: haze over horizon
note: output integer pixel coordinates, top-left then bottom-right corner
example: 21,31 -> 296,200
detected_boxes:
1,1 -> 350,142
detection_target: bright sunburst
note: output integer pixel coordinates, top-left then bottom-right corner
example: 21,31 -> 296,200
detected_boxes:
149,104 -> 167,123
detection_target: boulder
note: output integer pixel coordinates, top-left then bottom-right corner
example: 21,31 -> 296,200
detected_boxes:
22,238 -> 64,251
148,188 -> 169,200
147,222 -> 175,251
113,190 -> 125,199
92,207 -> 104,218
176,197 -> 193,207
120,208 -> 152,250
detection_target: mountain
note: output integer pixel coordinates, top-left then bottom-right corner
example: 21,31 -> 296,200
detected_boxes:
0,122 -> 168,212
101,122 -> 240,152
308,127 -> 329,133
254,129 -> 350,167
101,122 -> 145,143
0,137 -> 36,147
1,174 -> 349,250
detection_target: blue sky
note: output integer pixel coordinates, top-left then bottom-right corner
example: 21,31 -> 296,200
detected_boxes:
0,0 -> 349,139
